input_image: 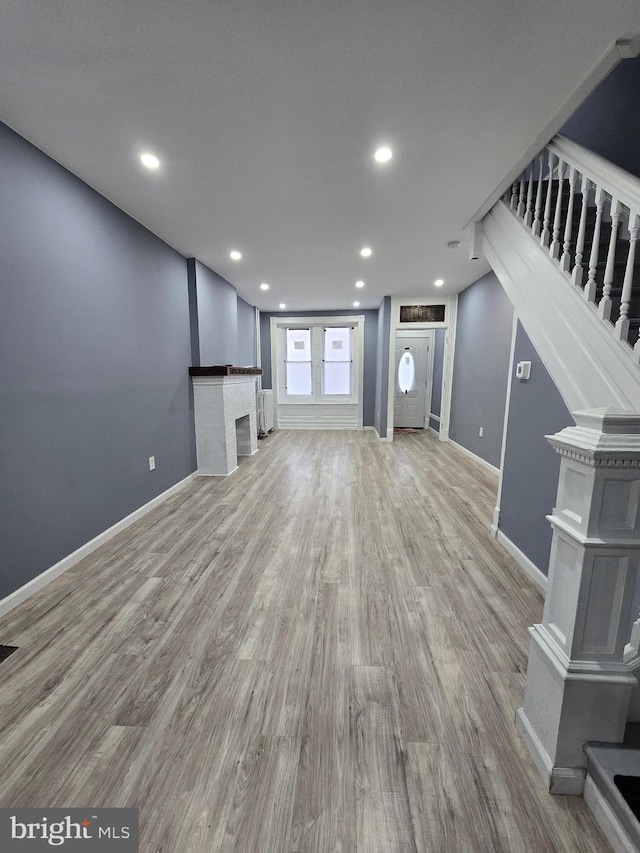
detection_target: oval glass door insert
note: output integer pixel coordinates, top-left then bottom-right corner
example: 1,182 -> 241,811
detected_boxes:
398,350 -> 416,393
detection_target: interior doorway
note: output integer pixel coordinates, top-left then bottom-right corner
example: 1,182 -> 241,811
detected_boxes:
394,329 -> 434,428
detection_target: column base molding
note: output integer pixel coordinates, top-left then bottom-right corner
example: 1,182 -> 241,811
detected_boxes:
520,625 -> 634,781
516,708 -> 586,795
530,624 -> 638,684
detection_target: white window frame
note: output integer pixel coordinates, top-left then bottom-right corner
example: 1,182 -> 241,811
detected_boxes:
271,314 -> 364,413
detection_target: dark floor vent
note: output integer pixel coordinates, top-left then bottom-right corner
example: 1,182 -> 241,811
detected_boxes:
614,775 -> 640,822
0,645 -> 18,664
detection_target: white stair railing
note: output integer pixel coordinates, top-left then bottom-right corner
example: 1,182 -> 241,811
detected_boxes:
504,135 -> 640,364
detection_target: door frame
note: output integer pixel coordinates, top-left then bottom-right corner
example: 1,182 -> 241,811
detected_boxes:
385,294 -> 458,442
393,329 -> 435,429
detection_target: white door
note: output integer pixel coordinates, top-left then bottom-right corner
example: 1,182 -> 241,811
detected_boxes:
394,331 -> 433,428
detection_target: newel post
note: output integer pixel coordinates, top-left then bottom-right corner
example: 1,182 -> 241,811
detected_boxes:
516,408 -> 640,795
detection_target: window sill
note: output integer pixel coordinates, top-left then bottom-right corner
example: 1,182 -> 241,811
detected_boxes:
278,399 -> 357,405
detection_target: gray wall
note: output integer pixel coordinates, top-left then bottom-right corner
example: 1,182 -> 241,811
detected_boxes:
191,259 -> 238,365
499,322 -> 572,574
449,272 -> 514,468
260,309 -> 378,427
0,121 -> 195,600
374,296 -> 391,438
561,55 -> 640,180
237,297 -> 256,366
429,328 -> 445,432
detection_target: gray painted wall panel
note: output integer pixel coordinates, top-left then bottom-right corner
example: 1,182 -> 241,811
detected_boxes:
449,272 -> 513,468
0,122 -> 195,600
561,55 -> 640,179
499,322 -> 572,575
374,297 -> 391,438
260,310 -> 378,427
194,260 -> 238,365
237,297 -> 256,366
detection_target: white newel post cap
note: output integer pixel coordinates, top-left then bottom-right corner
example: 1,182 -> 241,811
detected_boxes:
546,408 -> 640,462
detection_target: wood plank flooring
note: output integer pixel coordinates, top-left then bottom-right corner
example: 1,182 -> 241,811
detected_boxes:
0,430 -> 608,852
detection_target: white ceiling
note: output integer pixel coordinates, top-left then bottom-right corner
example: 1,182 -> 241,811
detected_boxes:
1,1 -> 639,311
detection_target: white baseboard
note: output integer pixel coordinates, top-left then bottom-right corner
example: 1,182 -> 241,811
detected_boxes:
439,426 -> 449,442
584,773 -> 639,853
0,472 -> 199,620
496,530 -> 548,592
447,437 -> 500,476
515,708 -> 585,795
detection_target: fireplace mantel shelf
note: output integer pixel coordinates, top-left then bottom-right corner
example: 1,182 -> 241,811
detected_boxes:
189,365 -> 262,376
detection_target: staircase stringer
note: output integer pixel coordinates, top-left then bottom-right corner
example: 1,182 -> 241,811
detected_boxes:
483,200 -> 640,413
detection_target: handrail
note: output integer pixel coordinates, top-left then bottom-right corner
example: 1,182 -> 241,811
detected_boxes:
550,135 -> 640,219
503,134 -> 640,362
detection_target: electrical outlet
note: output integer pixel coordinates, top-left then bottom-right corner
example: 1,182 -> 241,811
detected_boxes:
149,456 -> 156,471
478,427 -> 483,437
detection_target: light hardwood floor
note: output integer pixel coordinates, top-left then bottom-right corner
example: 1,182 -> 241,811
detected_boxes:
0,430 -> 608,852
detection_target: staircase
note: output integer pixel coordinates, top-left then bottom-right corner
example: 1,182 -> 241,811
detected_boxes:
483,136 -> 640,852
483,134 -> 640,413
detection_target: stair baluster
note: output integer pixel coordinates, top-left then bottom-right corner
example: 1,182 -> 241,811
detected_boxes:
541,150 -> 555,248
498,133 -> 640,375
599,198 -> 622,322
517,174 -> 526,218
615,212 -> 639,344
560,167 -> 577,271
571,175 -> 591,289
584,186 -> 605,305
524,164 -> 535,227
532,154 -> 545,237
510,181 -> 519,211
550,158 -> 565,260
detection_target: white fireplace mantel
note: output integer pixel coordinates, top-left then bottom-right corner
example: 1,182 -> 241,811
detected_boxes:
191,375 -> 259,476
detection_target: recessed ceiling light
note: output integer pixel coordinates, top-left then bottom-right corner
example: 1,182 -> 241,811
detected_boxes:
360,247 -> 372,258
279,303 -> 286,309
229,250 -> 242,260
447,240 -> 461,249
355,280 -> 365,288
434,279 -> 444,287
374,146 -> 393,164
260,283 -> 270,291
140,153 -> 160,170
353,301 -> 360,307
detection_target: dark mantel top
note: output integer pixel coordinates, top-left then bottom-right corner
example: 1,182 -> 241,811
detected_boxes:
189,365 -> 263,376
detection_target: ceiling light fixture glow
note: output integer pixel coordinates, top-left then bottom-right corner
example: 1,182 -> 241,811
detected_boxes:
260,283 -> 270,291
434,279 -> 444,287
353,301 -> 360,307
229,250 -> 242,260
279,303 -> 286,309
374,146 -> 393,164
355,280 -> 365,288
140,153 -> 160,169
360,247 -> 372,258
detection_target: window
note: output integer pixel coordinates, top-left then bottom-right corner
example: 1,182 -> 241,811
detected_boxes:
400,304 -> 446,323
285,328 -> 312,395
272,315 -> 364,407
323,327 -> 352,396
